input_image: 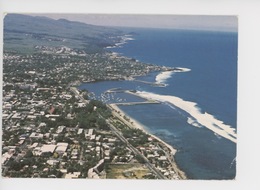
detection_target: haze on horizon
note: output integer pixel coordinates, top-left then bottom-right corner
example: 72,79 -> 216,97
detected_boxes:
28,14 -> 238,32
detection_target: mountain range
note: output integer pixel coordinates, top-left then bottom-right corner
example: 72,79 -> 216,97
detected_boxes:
4,14 -> 123,53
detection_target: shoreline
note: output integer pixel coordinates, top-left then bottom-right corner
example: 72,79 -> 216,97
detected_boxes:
108,103 -> 187,179
135,91 -> 237,144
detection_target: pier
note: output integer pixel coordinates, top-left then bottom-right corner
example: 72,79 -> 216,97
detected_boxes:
105,88 -> 126,93
134,80 -> 166,87
105,88 -> 161,106
113,100 -> 160,106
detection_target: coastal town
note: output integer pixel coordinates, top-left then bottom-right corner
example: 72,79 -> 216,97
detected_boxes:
2,43 -> 186,179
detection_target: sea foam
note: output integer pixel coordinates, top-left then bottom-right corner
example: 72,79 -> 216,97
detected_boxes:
155,68 -> 191,85
136,91 -> 237,143
175,67 -> 191,72
155,71 -> 174,84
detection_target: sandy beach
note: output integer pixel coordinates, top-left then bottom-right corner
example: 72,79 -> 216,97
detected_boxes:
108,103 -> 187,179
110,103 -> 177,155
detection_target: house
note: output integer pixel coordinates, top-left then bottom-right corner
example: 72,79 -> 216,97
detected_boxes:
27,115 -> 37,120
95,135 -> 101,141
88,168 -> 99,179
77,103 -> 86,108
45,114 -> 60,118
158,156 -> 167,161
90,135 -> 96,141
77,128 -> 83,135
95,146 -> 101,155
29,143 -> 38,149
71,149 -> 78,156
88,159 -> 105,179
32,147 -> 42,156
55,142 -> 68,154
108,138 -> 116,143
44,133 -> 50,138
11,113 -> 21,120
38,122 -> 47,128
36,88 -> 51,92
40,144 -> 56,155
56,126 -> 66,133
65,172 -> 81,179
147,154 -> 155,159
85,129 -> 94,139
18,139 -> 25,145
103,149 -> 110,157
47,159 -> 59,166
29,132 -> 44,139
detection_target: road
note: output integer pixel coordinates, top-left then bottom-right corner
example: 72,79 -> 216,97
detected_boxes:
69,87 -> 166,179
70,87 -> 89,104
104,117 -> 167,179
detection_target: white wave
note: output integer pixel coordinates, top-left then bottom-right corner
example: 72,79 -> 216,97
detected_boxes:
106,46 -> 116,49
124,37 -> 135,41
175,67 -> 191,72
155,71 -> 174,84
136,91 -> 237,143
187,117 -> 202,128
214,133 -> 222,139
155,68 -> 191,85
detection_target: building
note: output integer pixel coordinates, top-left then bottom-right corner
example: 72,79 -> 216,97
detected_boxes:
56,126 -> 66,133
55,142 -> 68,154
40,144 -> 56,155
29,132 -> 44,139
77,128 -> 83,135
65,172 -> 81,179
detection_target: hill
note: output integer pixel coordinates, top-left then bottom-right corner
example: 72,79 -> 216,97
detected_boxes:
4,14 -> 123,53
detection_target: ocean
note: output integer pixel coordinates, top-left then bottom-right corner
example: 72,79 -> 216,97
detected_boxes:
79,28 -> 238,179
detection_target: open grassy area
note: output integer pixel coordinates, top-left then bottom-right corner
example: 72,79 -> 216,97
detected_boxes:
105,163 -> 151,179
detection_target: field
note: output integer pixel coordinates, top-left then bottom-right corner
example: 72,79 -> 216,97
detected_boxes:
105,163 -> 151,179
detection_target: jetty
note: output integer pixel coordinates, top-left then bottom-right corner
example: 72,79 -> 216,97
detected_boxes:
134,80 -> 166,87
105,88 -> 161,106
113,100 -> 160,106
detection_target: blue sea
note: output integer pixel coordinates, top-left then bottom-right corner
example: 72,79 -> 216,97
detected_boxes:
79,28 -> 238,179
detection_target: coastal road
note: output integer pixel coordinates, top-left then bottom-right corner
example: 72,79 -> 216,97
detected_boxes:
104,117 -> 167,179
70,87 -> 89,104
69,87 -> 166,179
105,104 -> 186,179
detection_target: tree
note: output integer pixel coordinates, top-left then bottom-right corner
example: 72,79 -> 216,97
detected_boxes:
8,160 -> 23,171
24,150 -> 33,158
97,118 -> 109,130
135,154 -> 146,164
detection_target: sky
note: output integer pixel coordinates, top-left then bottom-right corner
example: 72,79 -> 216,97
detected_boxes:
29,14 -> 238,32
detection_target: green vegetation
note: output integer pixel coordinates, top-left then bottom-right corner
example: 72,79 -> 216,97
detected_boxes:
4,14 -> 123,53
2,14 -> 183,179
121,128 -> 149,146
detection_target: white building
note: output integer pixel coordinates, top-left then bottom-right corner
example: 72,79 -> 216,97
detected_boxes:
77,128 -> 83,135
29,132 -> 44,139
55,142 -> 68,154
56,126 -> 66,133
85,129 -> 94,139
65,172 -> 81,179
40,144 -> 56,155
